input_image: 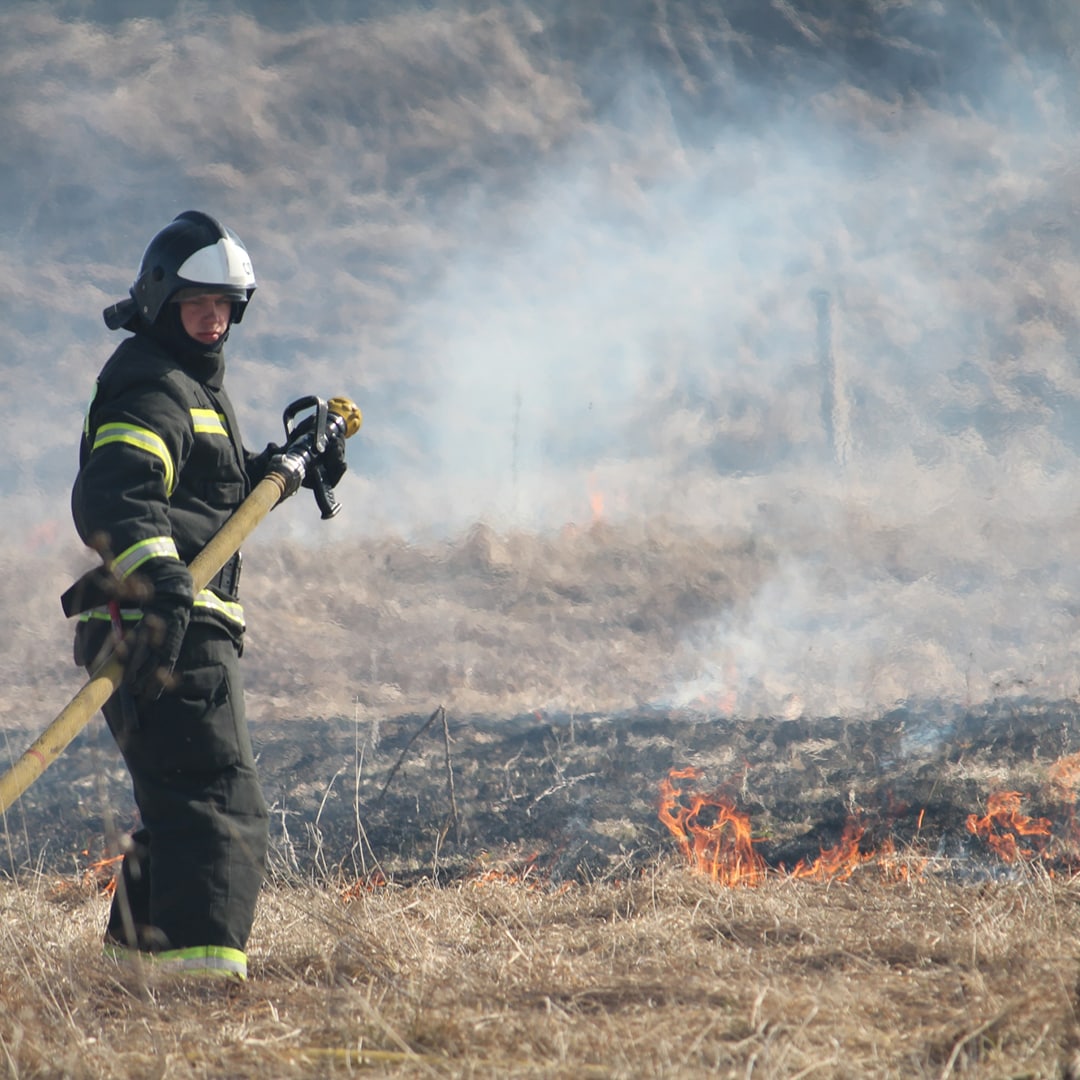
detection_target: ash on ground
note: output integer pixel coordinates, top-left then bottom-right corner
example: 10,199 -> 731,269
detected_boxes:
5,696 -> 1080,885
7,523 -> 1080,883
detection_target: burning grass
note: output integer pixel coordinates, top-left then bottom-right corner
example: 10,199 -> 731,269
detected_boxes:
3,860 -> 1080,1077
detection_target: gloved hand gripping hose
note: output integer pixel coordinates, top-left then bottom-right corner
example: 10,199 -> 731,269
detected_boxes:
0,395 -> 362,814
270,395 -> 361,518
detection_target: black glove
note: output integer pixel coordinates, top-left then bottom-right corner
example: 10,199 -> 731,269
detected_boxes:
303,425 -> 347,490
122,600 -> 191,704
246,442 -> 284,486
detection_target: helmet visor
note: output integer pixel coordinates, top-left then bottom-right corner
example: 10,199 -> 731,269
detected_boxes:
172,286 -> 249,304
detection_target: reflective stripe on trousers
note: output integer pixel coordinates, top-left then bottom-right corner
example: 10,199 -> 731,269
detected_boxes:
104,943 -> 247,979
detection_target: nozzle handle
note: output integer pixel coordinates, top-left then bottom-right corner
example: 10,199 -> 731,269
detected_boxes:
310,466 -> 341,519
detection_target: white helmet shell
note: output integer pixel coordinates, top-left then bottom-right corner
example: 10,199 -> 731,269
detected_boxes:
176,235 -> 255,294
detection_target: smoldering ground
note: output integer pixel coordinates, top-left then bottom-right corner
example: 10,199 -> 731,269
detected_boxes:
7,524 -> 1080,891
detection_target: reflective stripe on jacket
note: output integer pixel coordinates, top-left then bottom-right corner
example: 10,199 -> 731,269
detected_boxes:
71,333 -> 255,637
79,588 -> 245,632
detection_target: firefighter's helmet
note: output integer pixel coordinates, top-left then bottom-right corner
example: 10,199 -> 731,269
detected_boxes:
104,211 -> 256,331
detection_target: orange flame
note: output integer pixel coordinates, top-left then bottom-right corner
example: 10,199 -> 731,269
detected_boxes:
658,771 -> 934,885
462,852 -> 575,893
965,791 -> 1052,862
875,837 -> 927,883
45,853 -> 122,904
86,854 -> 122,895
340,872 -> 387,902
472,851 -> 542,889
790,817 -> 874,882
658,767 -> 766,886
657,770 -> 1080,885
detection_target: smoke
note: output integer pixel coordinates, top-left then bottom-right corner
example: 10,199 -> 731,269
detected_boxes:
4,0 -> 1080,714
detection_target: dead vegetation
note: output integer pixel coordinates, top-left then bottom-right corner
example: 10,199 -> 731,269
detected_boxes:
6,682 -> 1080,1076
7,530 -> 1080,1076
4,860 -> 1080,1078
5,0 -> 1080,1072
235,519 -> 774,724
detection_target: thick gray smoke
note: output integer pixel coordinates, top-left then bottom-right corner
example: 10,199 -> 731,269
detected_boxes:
4,0 -> 1080,718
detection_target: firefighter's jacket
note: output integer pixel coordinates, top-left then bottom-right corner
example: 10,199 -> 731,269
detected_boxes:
69,332 -> 261,646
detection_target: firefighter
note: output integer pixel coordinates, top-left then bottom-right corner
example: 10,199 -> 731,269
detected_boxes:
66,210 -> 344,979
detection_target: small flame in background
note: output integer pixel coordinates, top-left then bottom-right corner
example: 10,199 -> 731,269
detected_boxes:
658,765 -> 1080,886
88,854 -> 122,894
340,871 -> 387,901
470,850 -> 543,889
789,817 -> 875,883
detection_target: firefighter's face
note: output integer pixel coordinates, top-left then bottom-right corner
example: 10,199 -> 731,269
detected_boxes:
178,293 -> 232,344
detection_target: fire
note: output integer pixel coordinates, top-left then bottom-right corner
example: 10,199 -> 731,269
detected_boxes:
47,852 -> 123,903
658,767 -> 766,886
340,872 -> 387,902
658,770 -> 932,885
790,817 -> 873,882
89,851 -> 122,894
965,791 -> 1052,863
472,850 -> 542,889
84,853 -> 122,895
464,850 -> 573,892
658,763 -> 1080,885
875,837 -> 927,883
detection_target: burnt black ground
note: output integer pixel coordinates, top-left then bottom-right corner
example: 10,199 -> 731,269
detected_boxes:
6,696 -> 1080,885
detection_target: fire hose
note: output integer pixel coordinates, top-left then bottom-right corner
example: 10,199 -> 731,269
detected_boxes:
0,394 -> 362,815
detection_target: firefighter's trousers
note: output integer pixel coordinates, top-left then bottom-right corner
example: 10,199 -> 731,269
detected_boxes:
94,623 -> 269,956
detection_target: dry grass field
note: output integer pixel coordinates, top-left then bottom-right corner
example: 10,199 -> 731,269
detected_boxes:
5,858 -> 1080,1078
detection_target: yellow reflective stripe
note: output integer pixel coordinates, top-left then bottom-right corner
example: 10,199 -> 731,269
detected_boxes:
92,422 -> 177,496
156,946 -> 247,978
79,590 -> 244,630
105,944 -> 247,980
79,608 -> 142,624
112,536 -> 180,579
194,589 -> 245,630
190,408 -> 228,436
78,587 -> 244,630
